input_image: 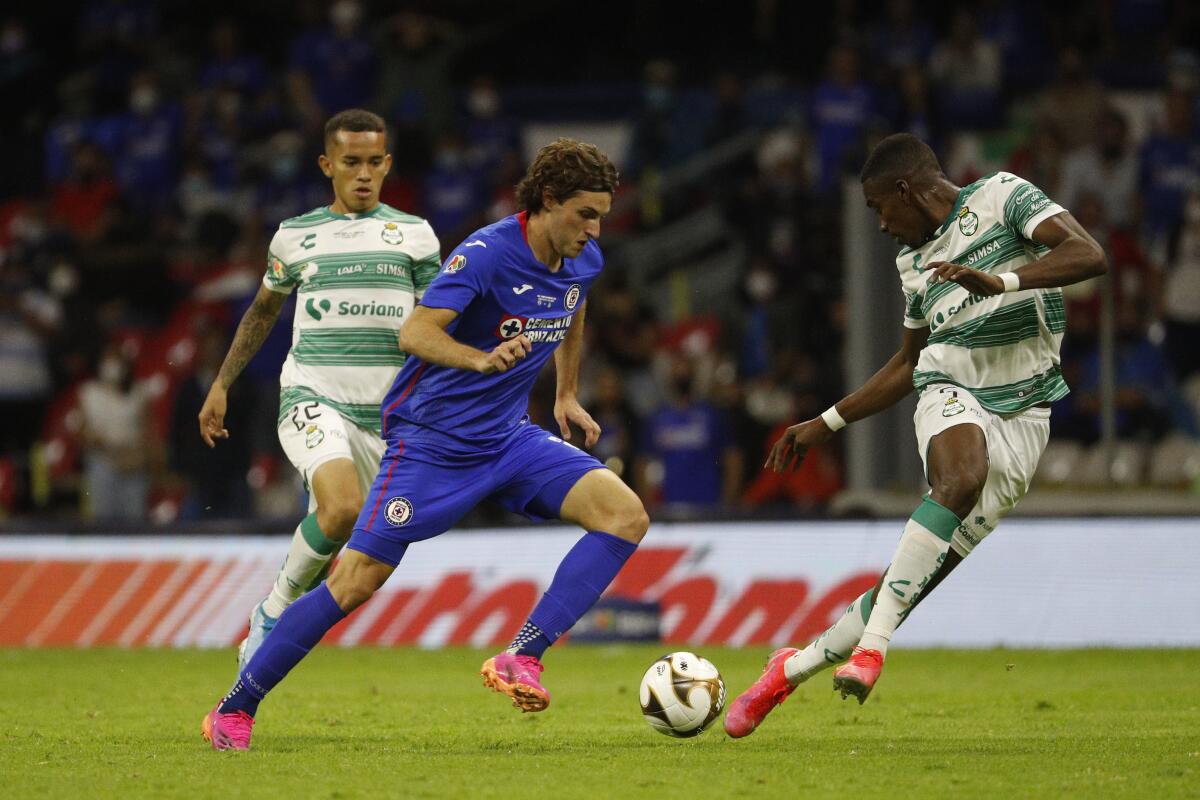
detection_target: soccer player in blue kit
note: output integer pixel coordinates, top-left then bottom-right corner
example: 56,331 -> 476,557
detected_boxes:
203,139 -> 649,750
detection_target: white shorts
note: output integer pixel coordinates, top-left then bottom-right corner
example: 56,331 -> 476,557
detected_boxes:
277,401 -> 386,513
914,384 -> 1050,557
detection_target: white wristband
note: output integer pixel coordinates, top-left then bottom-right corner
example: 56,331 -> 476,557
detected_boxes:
820,405 -> 847,432
1001,272 -> 1021,293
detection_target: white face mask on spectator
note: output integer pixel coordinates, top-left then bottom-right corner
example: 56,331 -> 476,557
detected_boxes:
130,86 -> 158,115
99,358 -> 125,387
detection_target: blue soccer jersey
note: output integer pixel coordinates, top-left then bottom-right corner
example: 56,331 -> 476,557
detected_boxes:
380,212 -> 604,442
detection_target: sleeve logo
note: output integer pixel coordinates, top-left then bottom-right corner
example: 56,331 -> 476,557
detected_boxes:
444,254 -> 466,274
270,257 -> 286,280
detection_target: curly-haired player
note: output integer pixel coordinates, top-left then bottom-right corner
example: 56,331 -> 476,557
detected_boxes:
202,139 -> 649,751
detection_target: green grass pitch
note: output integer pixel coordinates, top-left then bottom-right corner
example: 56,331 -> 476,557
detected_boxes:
2,647 -> 1196,798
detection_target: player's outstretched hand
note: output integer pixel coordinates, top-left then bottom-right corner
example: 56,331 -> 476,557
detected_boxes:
198,386 -> 230,448
925,261 -> 1005,296
480,335 -> 532,374
766,418 -> 834,473
554,396 -> 602,449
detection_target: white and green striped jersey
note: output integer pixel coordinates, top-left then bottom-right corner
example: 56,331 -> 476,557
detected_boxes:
897,172 -> 1069,414
263,203 -> 440,434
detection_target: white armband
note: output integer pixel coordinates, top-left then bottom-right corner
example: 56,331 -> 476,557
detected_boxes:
820,405 -> 847,432
1001,271 -> 1021,293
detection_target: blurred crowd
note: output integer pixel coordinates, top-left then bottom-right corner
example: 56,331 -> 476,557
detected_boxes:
1,0 -> 1198,524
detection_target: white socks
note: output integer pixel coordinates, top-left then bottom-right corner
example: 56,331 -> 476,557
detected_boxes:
858,498 -> 959,656
784,587 -> 875,684
261,513 -> 340,619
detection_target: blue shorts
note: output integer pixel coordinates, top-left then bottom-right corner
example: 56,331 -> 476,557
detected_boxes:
346,420 -> 605,567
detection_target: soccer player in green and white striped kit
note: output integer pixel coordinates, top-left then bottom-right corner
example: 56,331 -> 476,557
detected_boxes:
197,109 -> 440,667
725,133 -> 1107,736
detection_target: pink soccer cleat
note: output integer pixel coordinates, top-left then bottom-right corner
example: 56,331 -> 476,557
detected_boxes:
832,646 -> 884,705
201,704 -> 255,751
723,647 -> 799,738
480,652 -> 550,713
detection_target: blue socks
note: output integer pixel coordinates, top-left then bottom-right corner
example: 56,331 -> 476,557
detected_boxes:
219,582 -> 346,716
511,531 -> 638,659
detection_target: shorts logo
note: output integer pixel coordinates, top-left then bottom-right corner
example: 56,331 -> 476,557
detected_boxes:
957,207 -> 979,236
444,254 -> 466,274
940,387 -> 966,417
384,496 -> 413,526
381,222 -> 404,245
496,315 -> 526,339
304,424 -> 324,448
564,284 -> 581,311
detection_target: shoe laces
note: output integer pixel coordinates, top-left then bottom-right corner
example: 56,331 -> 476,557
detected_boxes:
512,654 -> 544,676
221,710 -> 255,739
850,646 -> 883,667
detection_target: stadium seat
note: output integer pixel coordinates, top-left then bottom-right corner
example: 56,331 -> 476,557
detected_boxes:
1034,439 -> 1083,486
1147,433 -> 1200,488
1076,440 -> 1149,487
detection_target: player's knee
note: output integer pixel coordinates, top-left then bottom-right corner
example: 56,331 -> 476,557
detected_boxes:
317,501 -> 361,542
326,567 -> 382,612
931,470 -> 985,519
608,500 -> 649,544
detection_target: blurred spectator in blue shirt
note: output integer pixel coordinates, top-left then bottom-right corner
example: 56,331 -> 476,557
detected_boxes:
929,10 -> 1003,130
288,0 -> 376,122
811,45 -> 874,194
636,354 -> 742,509
201,18 -> 268,98
1139,89 -> 1200,248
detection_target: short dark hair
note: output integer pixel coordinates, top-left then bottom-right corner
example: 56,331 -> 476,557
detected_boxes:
859,133 -> 941,184
515,138 -> 619,213
324,109 -> 387,149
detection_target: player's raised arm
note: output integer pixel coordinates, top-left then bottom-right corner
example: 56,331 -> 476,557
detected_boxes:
767,325 -> 928,473
198,284 -> 287,448
399,305 -> 531,374
925,213 -> 1106,295
552,300 -> 601,448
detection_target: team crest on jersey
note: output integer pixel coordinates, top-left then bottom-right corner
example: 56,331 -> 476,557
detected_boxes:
496,315 -> 527,339
304,424 -> 325,448
381,222 -> 404,245
384,496 -> 413,526
444,254 -> 466,274
564,284 -> 581,311
957,207 -> 979,236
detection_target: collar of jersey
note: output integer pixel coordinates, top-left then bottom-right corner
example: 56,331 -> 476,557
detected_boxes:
324,203 -> 386,221
933,186 -> 969,239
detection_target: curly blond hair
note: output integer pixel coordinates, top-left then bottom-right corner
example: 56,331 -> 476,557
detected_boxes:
515,138 -> 619,213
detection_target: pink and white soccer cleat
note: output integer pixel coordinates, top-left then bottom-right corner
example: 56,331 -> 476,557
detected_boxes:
723,647 -> 799,738
480,652 -> 550,713
201,705 -> 255,751
832,646 -> 884,705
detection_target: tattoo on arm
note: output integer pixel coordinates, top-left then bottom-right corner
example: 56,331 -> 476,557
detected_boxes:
217,289 -> 285,390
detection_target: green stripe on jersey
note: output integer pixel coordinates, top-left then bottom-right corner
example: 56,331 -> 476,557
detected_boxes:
1043,290 -> 1066,333
277,386 -> 383,433
913,365 -> 1069,414
293,327 -> 406,367
927,298 -> 1042,349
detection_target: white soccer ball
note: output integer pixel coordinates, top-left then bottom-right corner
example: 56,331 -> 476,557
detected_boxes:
638,651 -> 726,738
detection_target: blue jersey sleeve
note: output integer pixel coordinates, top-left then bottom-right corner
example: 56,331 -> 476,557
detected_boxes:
418,245 -> 494,313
